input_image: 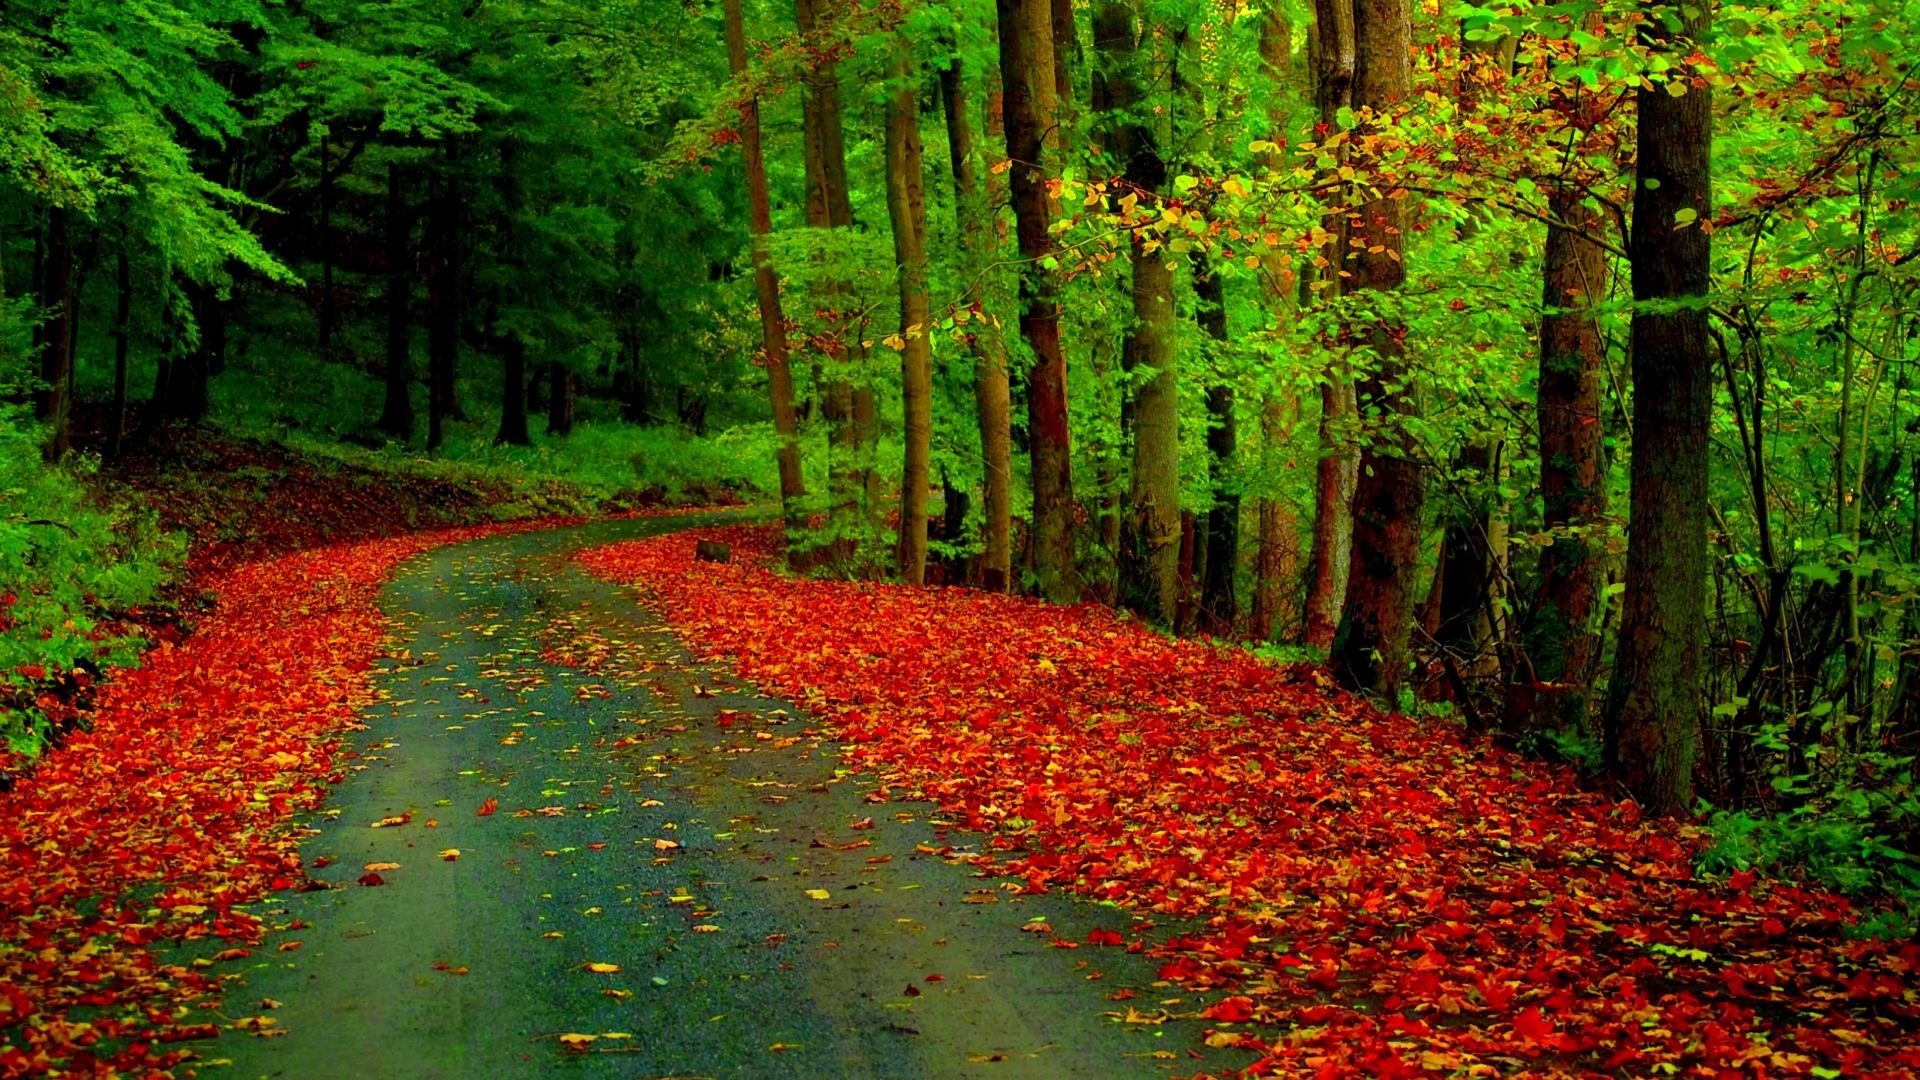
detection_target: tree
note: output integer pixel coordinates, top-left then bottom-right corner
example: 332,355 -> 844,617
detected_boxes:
1095,2 -> 1179,624
938,42 -> 1013,591
886,44 -> 933,585
997,0 -> 1077,603
723,0 -> 807,554
1327,0 -> 1424,698
1605,1 -> 1714,815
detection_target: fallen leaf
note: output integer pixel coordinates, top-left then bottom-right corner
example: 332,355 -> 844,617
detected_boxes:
363,861 -> 401,872
804,888 -> 830,901
476,797 -> 498,816
583,962 -> 622,974
357,872 -> 386,887
370,814 -> 411,829
439,849 -> 460,861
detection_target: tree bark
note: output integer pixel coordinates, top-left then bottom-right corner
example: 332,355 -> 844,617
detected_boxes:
1250,1 -> 1300,643
886,47 -> 934,585
107,242 -> 131,458
940,55 -> 1014,591
1302,0 -> 1359,653
1605,2 -> 1713,816
1329,0 -> 1424,698
318,131 -> 334,360
546,362 -> 574,436
37,206 -> 73,461
380,161 -> 415,442
494,137 -> 531,448
1096,2 -> 1179,624
724,0 -> 808,545
1511,184 -> 1609,734
998,0 -> 1077,602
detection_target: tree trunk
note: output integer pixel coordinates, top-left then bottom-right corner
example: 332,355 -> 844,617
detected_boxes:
1249,1 -> 1300,643
1097,2 -> 1180,625
107,242 -> 131,458
940,55 -> 1014,591
1511,184 -> 1610,735
546,362 -> 574,436
1302,0 -> 1359,653
887,48 -> 934,585
318,131 -> 334,360
169,281 -> 217,423
1329,0 -> 1423,698
725,0 -> 807,544
380,161 -> 415,442
997,0 -> 1077,602
498,336 -> 531,446
494,137 -> 531,448
1605,5 -> 1713,816
37,207 -> 73,461
798,0 -> 876,571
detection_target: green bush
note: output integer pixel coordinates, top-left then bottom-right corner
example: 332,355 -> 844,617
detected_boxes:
0,409 -> 182,757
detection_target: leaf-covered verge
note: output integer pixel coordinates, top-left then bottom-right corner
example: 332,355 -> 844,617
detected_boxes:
578,525 -> 1920,1078
1,422 -> 745,767
0,516 -> 625,1076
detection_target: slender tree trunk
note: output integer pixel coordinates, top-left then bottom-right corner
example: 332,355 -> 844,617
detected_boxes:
169,280 -> 218,423
494,137 -> 531,448
498,336 -> 531,445
380,161 -> 415,441
725,0 -> 807,545
1511,185 -> 1610,734
107,242 -> 131,458
546,363 -> 574,436
940,56 -> 1014,591
1250,1 -> 1300,643
1329,0 -> 1423,698
36,207 -> 73,460
1302,0 -> 1359,652
798,0 -> 876,570
1606,3 -> 1713,816
998,0 -> 1077,602
318,131 -> 334,360
886,49 -> 935,585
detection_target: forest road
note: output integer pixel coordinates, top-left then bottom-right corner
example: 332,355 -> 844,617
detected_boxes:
208,513 -> 1257,1080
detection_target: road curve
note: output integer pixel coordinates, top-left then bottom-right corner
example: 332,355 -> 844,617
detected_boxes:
208,513 -> 1255,1079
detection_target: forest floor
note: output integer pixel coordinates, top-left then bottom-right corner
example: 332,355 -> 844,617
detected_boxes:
2,501 -> 1917,1077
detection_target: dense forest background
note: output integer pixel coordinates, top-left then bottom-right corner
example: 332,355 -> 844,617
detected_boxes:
2,0 -> 1917,927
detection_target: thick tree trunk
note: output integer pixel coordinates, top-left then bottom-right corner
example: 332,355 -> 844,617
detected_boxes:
37,207 -> 73,461
998,0 -> 1077,602
1302,0 -> 1359,653
1099,3 -> 1180,625
723,0 -> 807,545
107,243 -> 131,458
940,57 -> 1014,591
1250,2 -> 1300,643
886,47 -> 934,585
1329,0 -> 1423,698
1511,185 -> 1609,734
1605,5 -> 1713,816
380,161 -> 415,442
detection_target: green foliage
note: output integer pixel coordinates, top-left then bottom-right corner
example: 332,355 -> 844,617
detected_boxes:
1700,799 -> 1920,938
0,411 -> 181,757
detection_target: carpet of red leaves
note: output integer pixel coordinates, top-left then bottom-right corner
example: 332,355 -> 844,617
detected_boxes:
580,525 -> 1920,1078
0,519 -> 569,1076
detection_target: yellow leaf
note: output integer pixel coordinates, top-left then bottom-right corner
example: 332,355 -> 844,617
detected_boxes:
542,931 -> 565,940
363,862 -> 401,872
558,1033 -> 598,1051
804,888 -> 831,901
692,924 -> 720,933
653,838 -> 680,852
583,962 -> 622,974
439,849 -> 460,861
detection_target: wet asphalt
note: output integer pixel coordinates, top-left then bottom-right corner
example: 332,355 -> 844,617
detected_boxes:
204,513 -> 1258,1079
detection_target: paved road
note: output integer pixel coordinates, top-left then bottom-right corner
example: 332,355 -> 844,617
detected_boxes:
208,514 -> 1256,1079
